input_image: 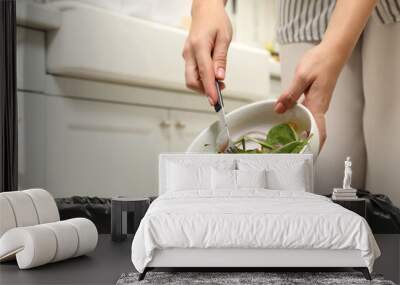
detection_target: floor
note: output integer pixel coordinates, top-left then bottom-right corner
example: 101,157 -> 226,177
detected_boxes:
1,234 -> 398,285
0,235 -> 134,285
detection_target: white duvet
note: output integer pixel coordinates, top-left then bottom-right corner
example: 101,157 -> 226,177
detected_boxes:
131,190 -> 380,272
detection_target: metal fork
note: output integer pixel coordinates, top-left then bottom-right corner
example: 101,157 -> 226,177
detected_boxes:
214,81 -> 239,153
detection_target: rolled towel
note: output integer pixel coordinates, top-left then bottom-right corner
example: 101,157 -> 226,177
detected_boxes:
0,218 -> 98,269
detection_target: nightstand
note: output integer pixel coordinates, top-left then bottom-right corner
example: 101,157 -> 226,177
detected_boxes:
332,198 -> 400,283
111,197 -> 150,242
332,198 -> 367,219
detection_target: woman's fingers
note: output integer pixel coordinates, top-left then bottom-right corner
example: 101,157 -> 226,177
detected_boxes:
213,33 -> 231,81
183,48 -> 204,93
274,44 -> 345,151
194,46 -> 218,104
275,70 -> 311,113
182,0 -> 232,107
183,40 -> 219,106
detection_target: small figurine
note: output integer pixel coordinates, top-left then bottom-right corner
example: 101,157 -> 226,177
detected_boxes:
343,156 -> 353,189
332,157 -> 357,200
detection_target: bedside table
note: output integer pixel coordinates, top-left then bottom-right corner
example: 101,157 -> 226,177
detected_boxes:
332,198 -> 400,283
111,197 -> 150,242
332,198 -> 367,218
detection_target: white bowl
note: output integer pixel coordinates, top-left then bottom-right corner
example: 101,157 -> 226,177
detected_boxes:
187,100 -> 320,159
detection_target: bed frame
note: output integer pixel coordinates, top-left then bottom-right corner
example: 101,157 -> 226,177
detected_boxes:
139,248 -> 370,280
139,154 -> 372,280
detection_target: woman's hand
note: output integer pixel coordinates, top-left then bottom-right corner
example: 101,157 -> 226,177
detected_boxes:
274,43 -> 347,148
182,0 -> 232,105
274,0 -> 377,149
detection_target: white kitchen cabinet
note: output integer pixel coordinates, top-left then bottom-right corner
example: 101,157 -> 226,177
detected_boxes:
19,92 -> 227,198
20,93 -> 170,198
45,2 -> 270,102
168,110 -> 217,152
18,75 -> 247,198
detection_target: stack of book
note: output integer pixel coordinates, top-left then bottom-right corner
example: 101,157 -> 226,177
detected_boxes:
332,188 -> 358,200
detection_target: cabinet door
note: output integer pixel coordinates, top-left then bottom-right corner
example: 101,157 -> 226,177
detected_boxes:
168,110 -> 216,152
22,93 -> 169,198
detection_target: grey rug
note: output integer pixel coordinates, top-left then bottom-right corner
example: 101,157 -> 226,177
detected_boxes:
117,272 -> 396,285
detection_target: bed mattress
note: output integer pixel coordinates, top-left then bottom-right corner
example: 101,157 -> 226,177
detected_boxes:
131,189 -> 380,272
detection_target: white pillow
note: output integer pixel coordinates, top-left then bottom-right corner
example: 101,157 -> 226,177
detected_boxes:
167,163 -> 211,191
211,169 -> 268,190
237,159 -> 309,191
166,157 -> 236,170
236,169 -> 267,189
266,162 -> 307,191
211,169 -> 236,190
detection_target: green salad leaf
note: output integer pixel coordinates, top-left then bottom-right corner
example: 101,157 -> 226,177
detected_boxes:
245,137 -> 275,150
229,122 -> 311,154
272,140 -> 303,153
265,123 -> 298,146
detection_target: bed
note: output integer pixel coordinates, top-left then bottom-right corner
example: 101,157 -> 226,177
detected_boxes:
131,153 -> 380,280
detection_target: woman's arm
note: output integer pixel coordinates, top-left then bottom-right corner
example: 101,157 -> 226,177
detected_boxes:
275,0 -> 378,148
323,0 -> 378,64
182,0 -> 232,105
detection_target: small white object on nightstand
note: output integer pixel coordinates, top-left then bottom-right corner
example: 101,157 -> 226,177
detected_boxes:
332,157 -> 358,200
343,156 -> 352,190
